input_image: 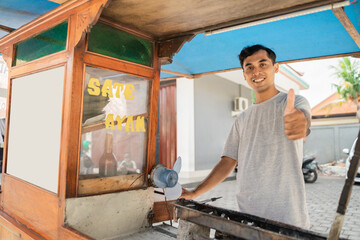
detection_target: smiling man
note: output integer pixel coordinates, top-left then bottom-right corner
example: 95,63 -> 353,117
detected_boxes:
181,45 -> 311,228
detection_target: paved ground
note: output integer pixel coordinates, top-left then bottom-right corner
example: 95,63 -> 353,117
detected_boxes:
189,176 -> 360,239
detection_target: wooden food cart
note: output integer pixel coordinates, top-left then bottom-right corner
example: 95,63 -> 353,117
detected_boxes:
0,0 -> 358,239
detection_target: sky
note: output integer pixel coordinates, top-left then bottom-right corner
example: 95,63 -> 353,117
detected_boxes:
288,57 -> 345,108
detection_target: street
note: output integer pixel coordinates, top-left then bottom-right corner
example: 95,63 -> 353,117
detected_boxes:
193,176 -> 360,240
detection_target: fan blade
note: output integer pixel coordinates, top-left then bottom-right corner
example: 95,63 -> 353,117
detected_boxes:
173,156 -> 182,173
164,183 -> 182,201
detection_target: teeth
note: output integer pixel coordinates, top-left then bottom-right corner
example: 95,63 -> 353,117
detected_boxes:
253,78 -> 264,83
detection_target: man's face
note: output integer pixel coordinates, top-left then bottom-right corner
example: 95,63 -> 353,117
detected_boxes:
242,50 -> 279,94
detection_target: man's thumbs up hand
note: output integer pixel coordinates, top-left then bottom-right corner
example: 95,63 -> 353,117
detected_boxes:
283,89 -> 307,140
285,89 -> 295,114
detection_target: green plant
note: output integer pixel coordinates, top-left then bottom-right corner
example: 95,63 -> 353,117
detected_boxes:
332,57 -> 360,102
323,57 -> 360,121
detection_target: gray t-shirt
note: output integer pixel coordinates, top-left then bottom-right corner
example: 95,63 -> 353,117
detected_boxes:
222,92 -> 311,228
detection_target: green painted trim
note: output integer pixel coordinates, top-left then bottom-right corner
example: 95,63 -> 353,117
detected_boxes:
279,65 -> 309,89
14,21 -> 68,66
88,22 -> 154,67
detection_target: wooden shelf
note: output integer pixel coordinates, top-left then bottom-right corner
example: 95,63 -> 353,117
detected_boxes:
78,173 -> 146,196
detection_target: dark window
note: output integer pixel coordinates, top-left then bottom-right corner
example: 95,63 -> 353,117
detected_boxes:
88,22 -> 153,67
14,21 -> 68,66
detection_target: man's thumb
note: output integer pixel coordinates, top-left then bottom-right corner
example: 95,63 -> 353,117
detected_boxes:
285,89 -> 295,114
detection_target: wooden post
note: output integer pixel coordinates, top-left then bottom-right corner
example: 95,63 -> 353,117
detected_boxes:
328,130 -> 360,240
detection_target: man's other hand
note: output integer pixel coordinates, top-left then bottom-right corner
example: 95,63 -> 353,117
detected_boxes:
178,157 -> 236,200
180,188 -> 197,200
283,89 -> 307,140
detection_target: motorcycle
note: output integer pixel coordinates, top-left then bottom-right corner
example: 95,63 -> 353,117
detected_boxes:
302,156 -> 319,183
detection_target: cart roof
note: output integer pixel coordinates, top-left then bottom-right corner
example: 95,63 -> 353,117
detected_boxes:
101,0 -> 345,39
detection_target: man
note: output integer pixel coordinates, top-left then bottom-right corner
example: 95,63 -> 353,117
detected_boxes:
181,45 -> 311,229
118,153 -> 138,174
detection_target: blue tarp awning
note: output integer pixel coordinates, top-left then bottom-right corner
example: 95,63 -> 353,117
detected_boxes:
161,3 -> 360,78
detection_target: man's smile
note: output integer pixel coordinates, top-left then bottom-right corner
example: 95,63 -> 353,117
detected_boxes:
252,76 -> 266,83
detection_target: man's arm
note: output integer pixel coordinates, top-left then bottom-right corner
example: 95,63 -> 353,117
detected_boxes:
180,156 -> 237,199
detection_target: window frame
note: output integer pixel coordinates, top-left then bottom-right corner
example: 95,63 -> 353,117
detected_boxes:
77,64 -> 153,196
70,20 -> 158,197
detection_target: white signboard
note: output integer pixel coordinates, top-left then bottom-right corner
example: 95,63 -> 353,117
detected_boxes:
7,66 -> 64,193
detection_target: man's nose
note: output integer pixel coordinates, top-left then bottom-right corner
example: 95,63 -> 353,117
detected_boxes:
252,67 -> 261,76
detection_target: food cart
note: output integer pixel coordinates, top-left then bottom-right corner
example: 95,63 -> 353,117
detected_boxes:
0,0 -> 359,239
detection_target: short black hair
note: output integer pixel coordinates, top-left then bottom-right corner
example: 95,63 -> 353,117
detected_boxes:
239,45 -> 276,68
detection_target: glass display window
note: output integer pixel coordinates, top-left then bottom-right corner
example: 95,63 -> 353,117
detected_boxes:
79,66 -> 150,192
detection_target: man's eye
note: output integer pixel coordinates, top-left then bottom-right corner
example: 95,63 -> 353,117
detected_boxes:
260,63 -> 266,67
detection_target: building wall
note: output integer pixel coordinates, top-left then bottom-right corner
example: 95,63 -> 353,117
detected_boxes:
304,123 -> 359,164
311,116 -> 358,126
176,78 -> 195,173
176,68 -> 303,177
193,74 -> 251,171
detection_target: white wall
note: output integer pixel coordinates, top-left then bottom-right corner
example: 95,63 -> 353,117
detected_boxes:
176,78 -> 195,174
194,75 -> 248,171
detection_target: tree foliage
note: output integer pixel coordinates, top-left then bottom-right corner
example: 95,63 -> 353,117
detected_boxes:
330,57 -> 360,121
331,57 -> 360,104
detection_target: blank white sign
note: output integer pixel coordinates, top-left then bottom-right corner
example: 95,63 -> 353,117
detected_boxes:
7,66 -> 64,193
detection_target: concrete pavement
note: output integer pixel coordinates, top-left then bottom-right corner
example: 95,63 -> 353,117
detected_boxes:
189,176 -> 360,240
306,177 -> 360,240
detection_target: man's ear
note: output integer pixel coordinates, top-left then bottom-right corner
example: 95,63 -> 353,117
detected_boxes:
274,63 -> 279,73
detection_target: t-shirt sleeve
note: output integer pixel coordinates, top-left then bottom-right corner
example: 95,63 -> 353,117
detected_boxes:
221,119 -> 240,161
295,95 -> 312,136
